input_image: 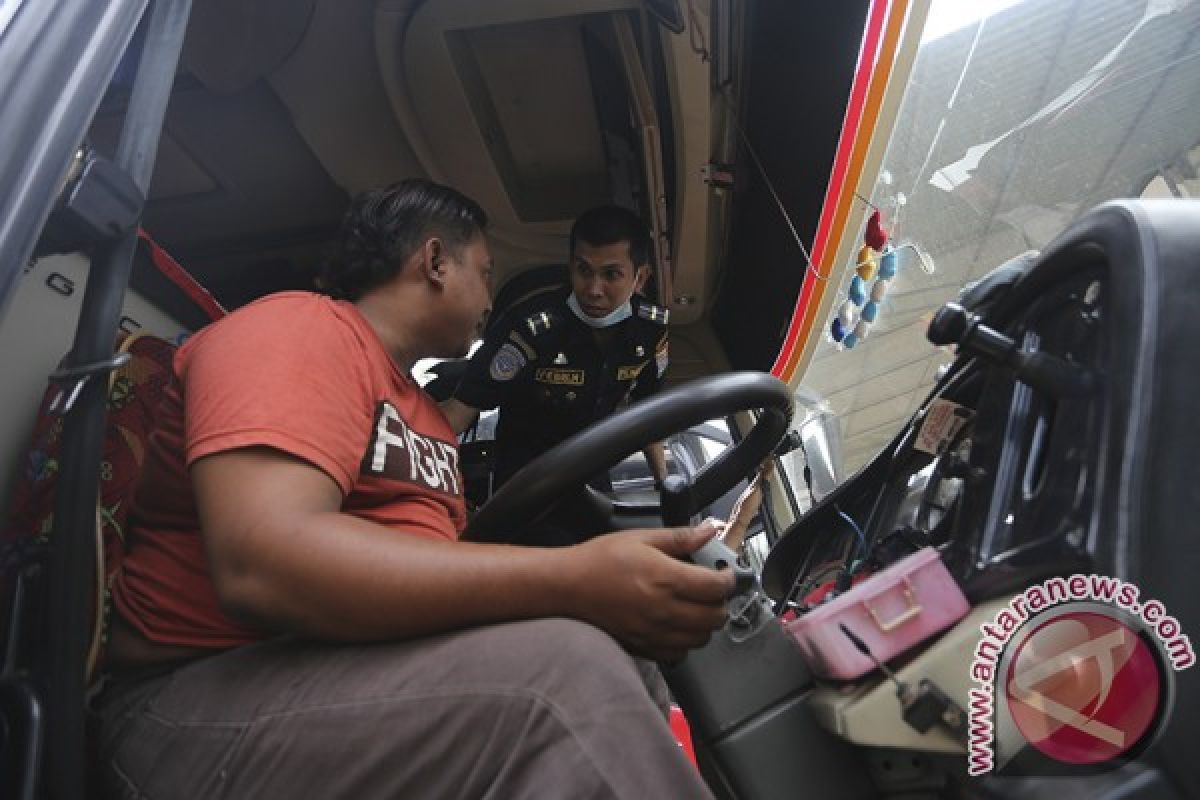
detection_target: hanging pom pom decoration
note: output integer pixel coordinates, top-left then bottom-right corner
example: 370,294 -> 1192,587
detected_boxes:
864,209 -> 888,251
835,209 -> 889,349
857,260 -> 878,282
856,245 -> 878,281
848,276 -> 867,306
871,277 -> 890,303
830,206 -> 907,351
867,212 -> 895,338
878,248 -> 898,280
867,275 -> 892,331
839,300 -> 859,329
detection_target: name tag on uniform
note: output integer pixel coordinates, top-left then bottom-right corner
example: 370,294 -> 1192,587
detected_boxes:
616,362 -> 648,381
534,367 -> 585,385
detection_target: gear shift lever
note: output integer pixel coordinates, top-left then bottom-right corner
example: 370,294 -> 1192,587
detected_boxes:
928,302 -> 1097,396
659,475 -> 757,595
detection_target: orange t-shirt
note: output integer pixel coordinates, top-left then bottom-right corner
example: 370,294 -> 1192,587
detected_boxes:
112,292 -> 465,649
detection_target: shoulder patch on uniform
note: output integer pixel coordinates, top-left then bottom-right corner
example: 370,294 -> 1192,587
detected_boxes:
655,337 -> 668,378
636,302 -> 669,325
489,342 -> 526,382
524,310 -> 556,337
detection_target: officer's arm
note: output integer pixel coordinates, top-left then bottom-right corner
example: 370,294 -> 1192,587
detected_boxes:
635,327 -> 669,483
442,316 -> 521,433
440,397 -> 480,435
643,441 -> 668,485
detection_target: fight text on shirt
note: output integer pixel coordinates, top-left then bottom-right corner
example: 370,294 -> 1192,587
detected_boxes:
364,401 -> 461,496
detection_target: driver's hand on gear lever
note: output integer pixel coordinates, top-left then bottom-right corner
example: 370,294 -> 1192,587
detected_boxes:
564,520 -> 735,663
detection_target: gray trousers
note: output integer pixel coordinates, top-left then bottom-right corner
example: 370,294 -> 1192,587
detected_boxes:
93,617 -> 713,799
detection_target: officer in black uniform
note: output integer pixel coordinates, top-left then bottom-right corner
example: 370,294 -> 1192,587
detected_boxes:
442,205 -> 669,503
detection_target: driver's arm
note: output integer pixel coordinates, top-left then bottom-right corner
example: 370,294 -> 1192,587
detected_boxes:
195,447 -> 733,661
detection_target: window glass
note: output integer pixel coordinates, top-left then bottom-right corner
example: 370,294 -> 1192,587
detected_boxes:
0,1 -> 23,40
801,0 -> 1200,480
610,420 -> 732,495
696,420 -> 732,463
778,388 -> 844,515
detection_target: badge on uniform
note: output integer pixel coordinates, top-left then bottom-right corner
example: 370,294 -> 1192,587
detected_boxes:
535,367 -> 585,385
489,342 -> 526,382
525,311 -> 554,337
553,352 -> 568,365
617,363 -> 647,381
637,303 -> 669,325
635,345 -> 645,357
655,338 -> 668,378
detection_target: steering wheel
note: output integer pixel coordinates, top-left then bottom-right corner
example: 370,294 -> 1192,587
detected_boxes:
463,372 -> 793,543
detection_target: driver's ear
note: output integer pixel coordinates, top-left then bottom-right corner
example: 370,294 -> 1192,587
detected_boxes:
422,238 -> 447,288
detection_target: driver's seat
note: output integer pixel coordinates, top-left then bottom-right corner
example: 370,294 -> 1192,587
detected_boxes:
0,330 -> 178,799
0,232 -> 220,799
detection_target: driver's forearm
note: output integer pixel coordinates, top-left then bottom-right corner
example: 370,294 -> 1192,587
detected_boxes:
196,447 -> 733,661
642,441 -> 667,483
199,449 -> 591,643
210,508 -> 587,642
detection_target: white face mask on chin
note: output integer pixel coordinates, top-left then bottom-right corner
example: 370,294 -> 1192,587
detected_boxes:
567,293 -> 633,328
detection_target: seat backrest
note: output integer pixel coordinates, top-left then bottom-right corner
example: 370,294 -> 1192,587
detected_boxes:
0,331 -> 177,681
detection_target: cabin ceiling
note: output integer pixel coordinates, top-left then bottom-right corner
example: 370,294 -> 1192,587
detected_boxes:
85,0 -> 870,374
88,0 -> 662,309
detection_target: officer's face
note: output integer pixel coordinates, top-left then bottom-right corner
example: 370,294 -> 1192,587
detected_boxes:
569,240 -> 649,318
444,234 -> 494,357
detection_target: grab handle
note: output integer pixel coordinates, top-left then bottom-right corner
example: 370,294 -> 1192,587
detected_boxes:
863,578 -> 921,632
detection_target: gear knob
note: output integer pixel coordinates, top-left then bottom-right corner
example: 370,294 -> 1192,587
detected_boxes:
659,475 -> 694,527
927,302 -> 971,346
927,301 -> 1096,397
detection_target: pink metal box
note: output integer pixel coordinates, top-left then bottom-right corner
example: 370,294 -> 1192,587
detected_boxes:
783,547 -> 969,680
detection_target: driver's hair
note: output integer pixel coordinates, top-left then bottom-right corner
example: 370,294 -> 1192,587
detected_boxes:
569,205 -> 653,269
320,179 -> 488,301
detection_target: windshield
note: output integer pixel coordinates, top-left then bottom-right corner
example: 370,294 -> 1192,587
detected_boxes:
802,0 -> 1200,480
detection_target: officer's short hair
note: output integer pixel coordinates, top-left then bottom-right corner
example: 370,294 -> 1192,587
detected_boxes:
321,179 -> 488,301
569,205 -> 652,269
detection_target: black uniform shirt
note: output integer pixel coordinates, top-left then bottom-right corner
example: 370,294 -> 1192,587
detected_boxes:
455,289 -> 669,485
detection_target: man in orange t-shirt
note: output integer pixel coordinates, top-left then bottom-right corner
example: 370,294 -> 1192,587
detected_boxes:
94,179 -> 731,799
